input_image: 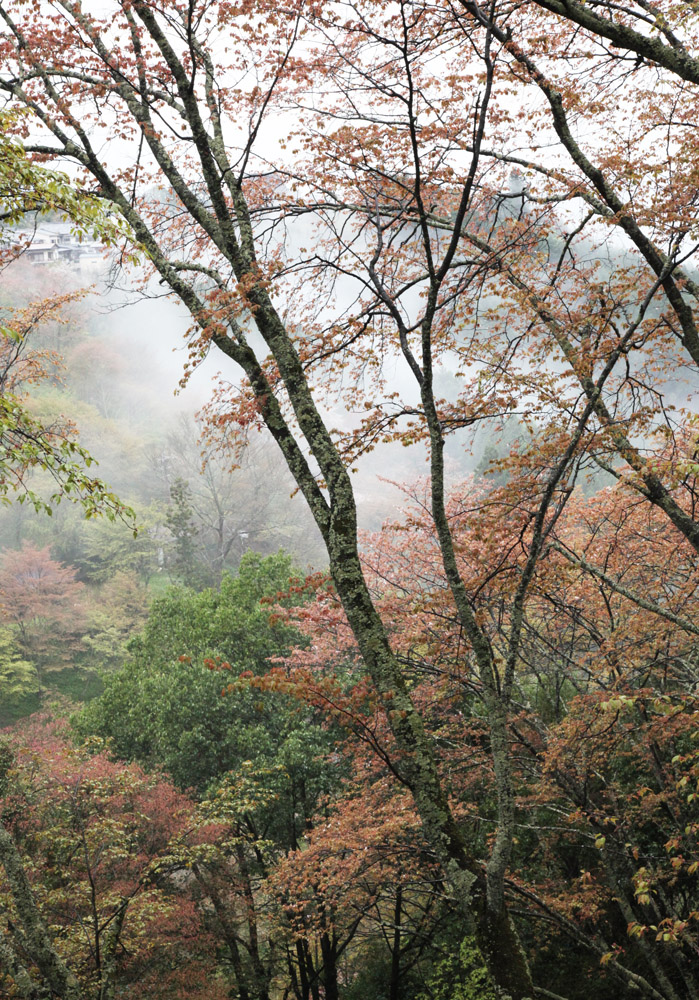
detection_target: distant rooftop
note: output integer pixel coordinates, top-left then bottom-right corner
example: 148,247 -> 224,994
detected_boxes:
0,221 -> 106,270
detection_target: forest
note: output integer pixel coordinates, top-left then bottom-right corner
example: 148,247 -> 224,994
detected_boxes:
0,2 -> 698,999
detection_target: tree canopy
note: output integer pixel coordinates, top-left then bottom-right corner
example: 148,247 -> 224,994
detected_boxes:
76,551 -> 324,794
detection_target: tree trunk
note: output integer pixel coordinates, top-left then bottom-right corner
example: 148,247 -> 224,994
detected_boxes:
319,931 -> 339,1000
389,885 -> 402,1000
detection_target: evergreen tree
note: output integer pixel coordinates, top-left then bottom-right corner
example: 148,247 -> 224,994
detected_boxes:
165,478 -> 201,587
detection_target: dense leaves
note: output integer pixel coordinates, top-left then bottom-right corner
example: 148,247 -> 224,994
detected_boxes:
0,719 -> 228,1000
76,552 -> 326,795
0,542 -> 84,694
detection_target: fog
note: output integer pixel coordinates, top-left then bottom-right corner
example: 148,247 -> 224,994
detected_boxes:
0,234 -> 486,600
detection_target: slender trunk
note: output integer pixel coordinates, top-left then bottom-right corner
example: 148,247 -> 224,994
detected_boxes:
294,940 -> 310,1000
193,867 -> 252,1000
234,844 -> 270,1000
422,390 -> 532,999
98,903 -> 126,1000
389,885 -> 402,1000
287,945 -> 302,1000
319,931 -> 339,1000
292,937 -> 319,1000
304,940 -> 320,1000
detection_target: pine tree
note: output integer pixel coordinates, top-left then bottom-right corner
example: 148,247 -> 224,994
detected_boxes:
165,478 -> 201,588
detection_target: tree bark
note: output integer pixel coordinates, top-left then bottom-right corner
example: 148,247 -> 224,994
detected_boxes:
0,822 -> 83,1000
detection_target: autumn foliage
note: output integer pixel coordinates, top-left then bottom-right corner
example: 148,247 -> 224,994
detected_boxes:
245,475 -> 699,999
0,718 -> 228,1000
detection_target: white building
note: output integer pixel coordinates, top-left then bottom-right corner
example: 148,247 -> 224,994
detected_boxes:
1,222 -> 105,271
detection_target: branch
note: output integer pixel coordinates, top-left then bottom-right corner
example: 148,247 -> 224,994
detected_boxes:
549,541 -> 699,637
0,822 -> 82,1000
528,0 -> 699,84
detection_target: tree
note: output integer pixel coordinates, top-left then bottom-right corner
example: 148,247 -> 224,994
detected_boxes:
63,338 -> 130,422
165,477 -> 201,586
2,4 -> 698,996
75,502 -> 163,585
0,719 -> 229,1000
155,416 -> 326,584
0,625 -> 37,722
0,542 -> 85,688
0,110 -> 135,524
80,570 -> 151,672
269,748 -> 452,1000
76,551 -> 320,793
264,475 -> 699,1000
77,553 -> 345,1000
